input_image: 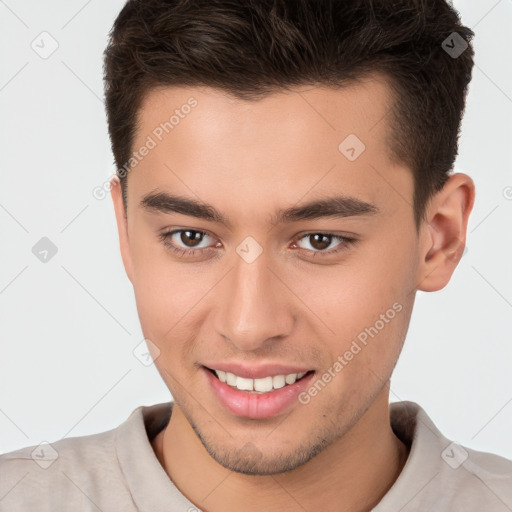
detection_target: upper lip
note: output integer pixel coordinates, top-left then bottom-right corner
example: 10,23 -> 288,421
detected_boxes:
203,363 -> 313,379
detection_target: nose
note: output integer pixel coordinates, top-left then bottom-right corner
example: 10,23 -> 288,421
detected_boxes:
213,248 -> 295,352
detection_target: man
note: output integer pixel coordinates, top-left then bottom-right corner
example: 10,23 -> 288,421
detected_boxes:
1,0 -> 511,510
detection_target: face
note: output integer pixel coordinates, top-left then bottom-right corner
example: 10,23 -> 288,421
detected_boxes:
112,76 -> 425,475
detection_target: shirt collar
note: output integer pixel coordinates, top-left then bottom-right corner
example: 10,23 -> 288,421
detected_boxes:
115,400 -> 447,512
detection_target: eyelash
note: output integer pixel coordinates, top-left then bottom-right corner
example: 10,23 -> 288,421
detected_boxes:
158,229 -> 358,259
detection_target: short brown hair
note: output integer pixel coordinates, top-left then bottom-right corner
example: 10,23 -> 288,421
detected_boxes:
103,0 -> 475,231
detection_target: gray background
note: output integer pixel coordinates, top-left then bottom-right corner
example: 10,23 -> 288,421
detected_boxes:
1,0 -> 511,459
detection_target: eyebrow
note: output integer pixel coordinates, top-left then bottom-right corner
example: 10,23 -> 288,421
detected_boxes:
140,191 -> 379,228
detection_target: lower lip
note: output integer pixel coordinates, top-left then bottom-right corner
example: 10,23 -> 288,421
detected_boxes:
204,367 -> 315,420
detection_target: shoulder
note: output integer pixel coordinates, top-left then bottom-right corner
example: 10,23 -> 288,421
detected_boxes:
438,443 -> 512,508
380,401 -> 512,511
0,424 -> 133,511
1,423 -> 117,465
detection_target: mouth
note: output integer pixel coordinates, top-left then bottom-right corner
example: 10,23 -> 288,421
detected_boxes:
204,366 -> 314,393
202,365 -> 316,419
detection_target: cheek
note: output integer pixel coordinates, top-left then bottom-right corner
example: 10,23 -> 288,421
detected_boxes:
128,233 -> 179,338
300,254 -> 408,328
129,239 -> 218,359
295,240 -> 414,363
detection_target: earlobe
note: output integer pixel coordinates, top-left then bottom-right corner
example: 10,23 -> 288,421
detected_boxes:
110,176 -> 134,284
417,173 -> 475,292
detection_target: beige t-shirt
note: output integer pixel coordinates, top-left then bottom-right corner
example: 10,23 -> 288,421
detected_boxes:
1,400 -> 511,511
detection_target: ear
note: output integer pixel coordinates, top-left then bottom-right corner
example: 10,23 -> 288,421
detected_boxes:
110,176 -> 134,284
417,173 -> 475,292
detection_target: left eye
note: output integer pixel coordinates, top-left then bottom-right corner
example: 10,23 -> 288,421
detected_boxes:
294,233 -> 345,252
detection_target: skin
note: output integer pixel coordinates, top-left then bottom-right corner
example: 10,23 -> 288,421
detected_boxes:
110,74 -> 475,512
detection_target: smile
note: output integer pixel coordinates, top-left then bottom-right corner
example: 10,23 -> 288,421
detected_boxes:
204,366 -> 316,419
212,369 -> 309,393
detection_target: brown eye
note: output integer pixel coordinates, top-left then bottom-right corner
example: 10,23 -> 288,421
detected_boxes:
294,232 -> 358,258
158,229 -> 217,257
307,233 -> 332,251
179,230 -> 204,248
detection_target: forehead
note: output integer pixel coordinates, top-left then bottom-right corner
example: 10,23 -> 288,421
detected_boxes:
128,75 -> 412,224
136,74 -> 394,149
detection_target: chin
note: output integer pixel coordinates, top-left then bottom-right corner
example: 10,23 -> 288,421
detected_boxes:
192,425 -> 332,476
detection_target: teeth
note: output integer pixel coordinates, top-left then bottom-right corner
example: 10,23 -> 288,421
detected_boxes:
285,373 -> 297,385
214,370 -> 309,392
236,377 -> 254,391
272,374 -> 286,389
254,376 -> 273,392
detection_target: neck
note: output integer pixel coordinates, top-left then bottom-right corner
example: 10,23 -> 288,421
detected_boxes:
152,392 -> 409,512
